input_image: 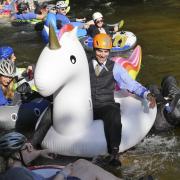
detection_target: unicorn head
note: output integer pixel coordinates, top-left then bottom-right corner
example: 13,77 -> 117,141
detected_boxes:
35,24 -> 90,97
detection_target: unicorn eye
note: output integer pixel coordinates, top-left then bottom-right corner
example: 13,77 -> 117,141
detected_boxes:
70,55 -> 76,64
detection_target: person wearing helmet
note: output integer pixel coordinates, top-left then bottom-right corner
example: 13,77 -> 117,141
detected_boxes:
88,33 -> 156,167
0,132 -> 121,180
86,12 -> 118,38
56,0 -> 85,27
0,131 -> 62,179
0,59 -> 16,105
0,46 -> 16,62
11,2 -> 47,20
0,45 -> 35,86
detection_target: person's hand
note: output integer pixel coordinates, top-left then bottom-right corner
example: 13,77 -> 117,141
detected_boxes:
26,65 -> 34,80
76,17 -> 86,22
147,93 -> 156,108
24,142 -> 34,152
114,25 -> 119,32
83,23 -> 90,29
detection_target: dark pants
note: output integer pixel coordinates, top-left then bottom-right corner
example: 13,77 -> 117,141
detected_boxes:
93,103 -> 122,154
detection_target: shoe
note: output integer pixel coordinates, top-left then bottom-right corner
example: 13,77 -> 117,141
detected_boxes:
109,155 -> 121,167
109,147 -> 121,167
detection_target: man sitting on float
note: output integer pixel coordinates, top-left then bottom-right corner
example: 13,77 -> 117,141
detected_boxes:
89,33 -> 156,166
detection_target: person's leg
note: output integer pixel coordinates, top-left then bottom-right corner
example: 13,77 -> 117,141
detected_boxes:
93,104 -> 122,166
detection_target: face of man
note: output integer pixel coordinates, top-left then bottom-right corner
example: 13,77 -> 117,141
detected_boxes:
0,75 -> 13,87
95,49 -> 110,64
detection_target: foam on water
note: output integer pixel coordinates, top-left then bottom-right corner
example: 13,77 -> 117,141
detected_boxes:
120,134 -> 180,179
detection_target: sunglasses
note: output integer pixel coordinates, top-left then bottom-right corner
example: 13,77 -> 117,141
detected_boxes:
96,19 -> 104,24
60,7 -> 67,11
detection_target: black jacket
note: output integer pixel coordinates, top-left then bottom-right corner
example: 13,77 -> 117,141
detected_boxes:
87,24 -> 113,38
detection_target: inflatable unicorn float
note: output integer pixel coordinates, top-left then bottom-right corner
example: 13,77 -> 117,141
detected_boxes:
34,25 -> 157,157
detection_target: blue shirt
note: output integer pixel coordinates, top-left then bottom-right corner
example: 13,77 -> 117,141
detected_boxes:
56,14 -> 70,26
13,13 -> 37,20
113,62 -> 149,98
0,86 -> 10,106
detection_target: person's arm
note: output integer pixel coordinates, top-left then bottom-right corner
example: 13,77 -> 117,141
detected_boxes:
113,63 -> 156,108
36,13 -> 46,20
12,12 -> 45,20
75,17 -> 86,22
22,145 -> 54,165
69,159 -> 121,180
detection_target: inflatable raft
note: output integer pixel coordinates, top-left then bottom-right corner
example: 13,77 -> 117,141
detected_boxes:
34,25 -> 157,157
0,92 -> 49,131
111,45 -> 142,80
81,31 -> 137,54
30,166 -> 63,178
41,13 -> 87,43
0,10 -> 11,18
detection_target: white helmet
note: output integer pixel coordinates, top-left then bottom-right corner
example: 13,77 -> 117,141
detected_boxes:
92,12 -> 103,21
56,1 -> 68,9
0,59 -> 16,77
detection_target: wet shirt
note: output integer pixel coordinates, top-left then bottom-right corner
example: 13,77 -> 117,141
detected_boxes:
13,12 -> 37,20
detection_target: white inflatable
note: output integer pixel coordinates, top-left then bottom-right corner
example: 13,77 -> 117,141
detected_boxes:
34,25 -> 157,157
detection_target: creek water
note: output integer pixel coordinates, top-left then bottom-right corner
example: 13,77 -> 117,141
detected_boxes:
0,0 -> 180,179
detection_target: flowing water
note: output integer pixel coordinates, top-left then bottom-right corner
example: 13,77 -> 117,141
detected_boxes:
0,0 -> 180,179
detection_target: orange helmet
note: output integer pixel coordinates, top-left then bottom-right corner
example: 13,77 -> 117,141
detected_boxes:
93,33 -> 112,50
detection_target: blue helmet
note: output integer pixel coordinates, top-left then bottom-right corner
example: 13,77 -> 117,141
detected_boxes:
0,46 -> 14,60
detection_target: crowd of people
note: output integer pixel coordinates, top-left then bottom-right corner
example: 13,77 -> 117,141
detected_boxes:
0,0 -> 180,179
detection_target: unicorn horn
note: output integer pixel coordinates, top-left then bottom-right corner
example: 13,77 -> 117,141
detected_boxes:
49,24 -> 61,50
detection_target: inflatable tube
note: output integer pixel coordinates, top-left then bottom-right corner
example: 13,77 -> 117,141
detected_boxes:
30,166 -> 63,178
42,22 -> 87,43
41,13 -> 58,43
42,13 -> 87,43
70,21 -> 87,37
40,91 -> 156,157
0,95 -> 50,131
111,45 -> 142,80
34,26 -> 156,157
0,10 -> 11,18
81,31 -> 137,54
